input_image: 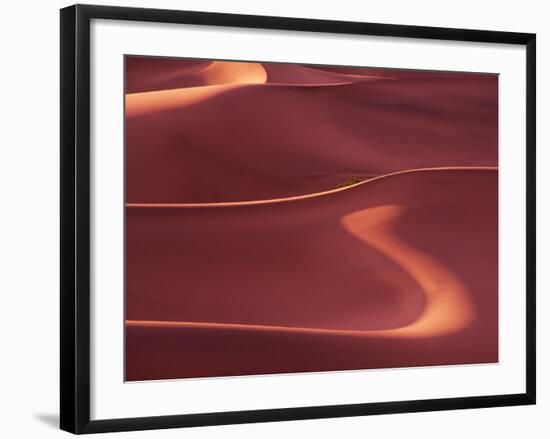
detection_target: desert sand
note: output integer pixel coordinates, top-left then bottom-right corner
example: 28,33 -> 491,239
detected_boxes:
124,58 -> 498,381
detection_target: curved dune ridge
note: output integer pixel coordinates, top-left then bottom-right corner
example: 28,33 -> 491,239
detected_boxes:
341,204 -> 474,338
125,168 -> 498,380
125,166 -> 495,208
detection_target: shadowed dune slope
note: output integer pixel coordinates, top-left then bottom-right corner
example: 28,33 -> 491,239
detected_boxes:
308,65 -> 495,80
263,63 -> 388,84
126,168 -> 498,380
125,75 -> 497,203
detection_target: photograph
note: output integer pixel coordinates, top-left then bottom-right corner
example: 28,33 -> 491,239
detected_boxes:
0,0 -> 543,435
56,3 -> 537,433
124,56 -> 499,381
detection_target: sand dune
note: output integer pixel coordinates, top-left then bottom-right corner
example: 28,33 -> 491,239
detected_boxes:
127,202 -> 475,339
125,57 -> 266,93
125,75 -> 497,203
125,168 -> 498,380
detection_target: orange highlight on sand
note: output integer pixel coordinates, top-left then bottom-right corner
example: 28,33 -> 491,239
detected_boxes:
341,205 -> 475,338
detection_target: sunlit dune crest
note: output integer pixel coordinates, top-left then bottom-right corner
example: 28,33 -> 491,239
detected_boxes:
125,58 -> 266,93
125,81 -> 355,118
341,205 -> 475,338
199,61 -> 267,85
125,83 -> 237,118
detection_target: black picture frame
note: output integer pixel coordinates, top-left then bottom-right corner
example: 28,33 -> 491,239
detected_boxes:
60,4 -> 536,434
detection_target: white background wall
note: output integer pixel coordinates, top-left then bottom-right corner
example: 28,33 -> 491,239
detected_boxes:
0,0 -> 546,437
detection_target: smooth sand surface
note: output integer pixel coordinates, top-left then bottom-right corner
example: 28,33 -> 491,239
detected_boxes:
126,168 -> 497,380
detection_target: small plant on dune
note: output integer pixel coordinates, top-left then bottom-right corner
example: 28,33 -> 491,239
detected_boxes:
336,177 -> 363,189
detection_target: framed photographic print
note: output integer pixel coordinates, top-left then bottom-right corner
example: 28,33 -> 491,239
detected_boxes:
60,4 -> 536,434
